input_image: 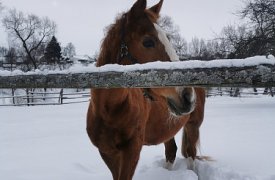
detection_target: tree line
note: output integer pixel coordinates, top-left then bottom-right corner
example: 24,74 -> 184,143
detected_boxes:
0,4 -> 77,71
159,0 -> 274,60
0,0 -> 274,72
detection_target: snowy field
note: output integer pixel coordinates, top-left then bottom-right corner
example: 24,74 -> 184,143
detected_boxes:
0,96 -> 275,180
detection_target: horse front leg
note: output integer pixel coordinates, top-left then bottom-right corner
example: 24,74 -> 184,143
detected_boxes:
164,137 -> 177,169
181,88 -> 205,159
99,151 -> 120,180
118,136 -> 143,180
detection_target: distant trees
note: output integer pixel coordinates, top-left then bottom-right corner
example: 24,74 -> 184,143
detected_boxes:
0,48 -> 18,71
5,48 -> 17,66
1,0 -> 273,70
158,16 -> 188,59
158,15 -> 228,60
219,0 -> 275,58
0,46 -> 7,57
240,0 -> 275,56
62,42 -> 76,58
218,25 -> 249,58
158,0 -> 275,60
44,36 -> 62,64
2,9 -> 57,69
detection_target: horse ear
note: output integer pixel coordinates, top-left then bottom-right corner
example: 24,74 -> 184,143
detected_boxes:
129,0 -> 147,19
149,0 -> 163,15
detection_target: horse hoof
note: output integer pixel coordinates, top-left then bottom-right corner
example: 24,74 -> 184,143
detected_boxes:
164,161 -> 174,170
186,157 -> 195,171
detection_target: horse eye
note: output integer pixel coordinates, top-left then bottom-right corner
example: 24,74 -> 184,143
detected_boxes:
143,38 -> 155,48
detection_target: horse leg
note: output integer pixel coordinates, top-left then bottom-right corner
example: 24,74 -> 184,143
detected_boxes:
99,138 -> 142,180
182,122 -> 200,159
118,136 -> 143,180
164,137 -> 177,164
99,151 -> 120,180
181,88 -> 205,159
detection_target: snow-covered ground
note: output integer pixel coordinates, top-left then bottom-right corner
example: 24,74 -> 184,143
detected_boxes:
0,96 -> 275,180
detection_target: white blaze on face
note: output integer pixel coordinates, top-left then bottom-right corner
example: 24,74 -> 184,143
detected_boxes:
154,23 -> 179,62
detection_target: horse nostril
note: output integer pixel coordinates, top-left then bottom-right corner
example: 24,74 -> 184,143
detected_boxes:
183,92 -> 190,102
182,90 -> 192,104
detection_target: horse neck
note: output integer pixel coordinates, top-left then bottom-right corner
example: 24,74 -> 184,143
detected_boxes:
92,17 -> 132,108
91,16 -> 148,120
92,88 -> 129,107
92,88 -> 139,126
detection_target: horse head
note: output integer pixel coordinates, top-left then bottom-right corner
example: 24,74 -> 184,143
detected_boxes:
97,0 -> 196,117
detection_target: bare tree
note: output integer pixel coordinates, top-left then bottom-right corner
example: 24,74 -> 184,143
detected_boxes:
237,0 -> 275,56
62,42 -> 76,58
5,47 -> 17,71
2,9 -> 56,70
188,37 -> 200,58
218,24 -> 254,58
0,46 -> 7,57
158,16 -> 178,38
240,0 -> 275,33
172,34 -> 188,59
158,15 -> 188,59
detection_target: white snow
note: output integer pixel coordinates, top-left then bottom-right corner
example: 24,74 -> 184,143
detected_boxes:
0,56 -> 274,77
1,96 -> 275,180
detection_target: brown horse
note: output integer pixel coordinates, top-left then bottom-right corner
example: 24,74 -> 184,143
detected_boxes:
86,0 -> 205,179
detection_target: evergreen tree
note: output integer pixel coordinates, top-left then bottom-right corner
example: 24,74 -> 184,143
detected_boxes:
44,36 -> 62,64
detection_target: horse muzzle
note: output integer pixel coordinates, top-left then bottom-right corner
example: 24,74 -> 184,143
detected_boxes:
167,87 -> 196,117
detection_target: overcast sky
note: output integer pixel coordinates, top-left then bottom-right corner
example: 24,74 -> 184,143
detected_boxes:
0,0 -> 243,56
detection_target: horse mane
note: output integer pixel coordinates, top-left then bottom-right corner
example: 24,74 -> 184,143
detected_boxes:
96,14 -> 125,67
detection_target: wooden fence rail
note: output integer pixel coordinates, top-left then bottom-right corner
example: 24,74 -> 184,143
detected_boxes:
0,89 -> 90,106
1,57 -> 275,88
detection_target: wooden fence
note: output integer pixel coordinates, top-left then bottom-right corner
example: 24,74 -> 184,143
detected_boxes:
206,87 -> 274,97
1,87 -> 274,106
1,58 -> 275,89
0,89 -> 90,106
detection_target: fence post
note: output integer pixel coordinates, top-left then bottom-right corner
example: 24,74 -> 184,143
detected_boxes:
12,88 -> 15,105
43,88 -> 47,101
270,88 -> 274,97
26,89 -> 30,106
30,90 -> 34,106
59,89 -> 64,104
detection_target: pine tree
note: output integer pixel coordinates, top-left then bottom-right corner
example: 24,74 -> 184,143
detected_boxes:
44,36 -> 62,64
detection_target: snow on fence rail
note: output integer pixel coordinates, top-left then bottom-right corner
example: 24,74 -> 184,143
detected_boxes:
0,56 -> 275,88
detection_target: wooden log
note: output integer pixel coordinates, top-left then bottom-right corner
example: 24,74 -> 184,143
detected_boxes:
0,63 -> 275,88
